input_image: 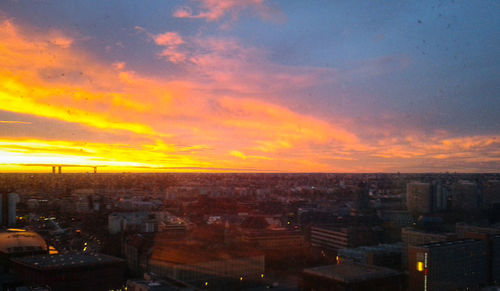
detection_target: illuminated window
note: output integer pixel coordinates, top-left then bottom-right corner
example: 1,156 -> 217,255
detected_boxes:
417,261 -> 424,272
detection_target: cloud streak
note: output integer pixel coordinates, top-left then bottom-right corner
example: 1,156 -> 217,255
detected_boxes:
173,0 -> 283,22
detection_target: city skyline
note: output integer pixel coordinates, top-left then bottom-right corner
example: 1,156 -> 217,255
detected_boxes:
0,0 -> 498,173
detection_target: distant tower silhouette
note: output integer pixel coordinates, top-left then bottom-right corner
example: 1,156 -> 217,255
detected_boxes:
58,166 -> 62,174
52,166 -> 56,174
0,192 -> 18,227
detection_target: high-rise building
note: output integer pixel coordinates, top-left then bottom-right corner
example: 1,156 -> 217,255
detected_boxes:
492,235 -> 500,285
406,182 -> 431,215
484,180 -> 500,209
406,181 -> 449,216
451,180 -> 479,211
408,239 -> 488,291
0,193 -> 19,227
7,193 -> 18,227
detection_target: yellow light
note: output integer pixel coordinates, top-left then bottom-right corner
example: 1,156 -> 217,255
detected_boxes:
7,228 -> 26,232
417,261 -> 424,272
204,282 -> 208,286
261,274 -> 264,278
336,256 -> 339,263
240,277 -> 243,281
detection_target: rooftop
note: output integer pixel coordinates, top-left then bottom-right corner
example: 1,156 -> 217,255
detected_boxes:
11,253 -> 124,270
415,239 -> 483,249
150,241 -> 263,264
303,262 -> 400,283
0,231 -> 47,254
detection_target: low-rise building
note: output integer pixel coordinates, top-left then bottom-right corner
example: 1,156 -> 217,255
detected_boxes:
10,253 -> 125,291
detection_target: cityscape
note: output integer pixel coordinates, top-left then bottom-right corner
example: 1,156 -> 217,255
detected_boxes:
0,0 -> 499,290
0,173 -> 499,290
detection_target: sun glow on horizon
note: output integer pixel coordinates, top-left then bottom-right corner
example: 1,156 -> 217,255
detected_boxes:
0,5 -> 498,173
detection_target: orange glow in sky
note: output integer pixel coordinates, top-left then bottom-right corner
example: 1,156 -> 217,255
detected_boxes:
0,2 -> 498,173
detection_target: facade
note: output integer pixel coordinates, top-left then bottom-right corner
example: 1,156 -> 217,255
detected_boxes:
406,182 -> 432,215
451,180 -> 479,211
10,253 -> 125,291
301,262 -> 402,291
148,242 -> 264,288
0,230 -> 48,271
337,243 -> 402,270
454,223 -> 500,285
455,222 -> 500,238
484,180 -> 500,209
239,228 -> 304,250
378,210 -> 414,227
492,235 -> 500,285
126,279 -> 193,291
310,225 -> 377,252
401,227 -> 457,271
401,227 -> 456,246
408,239 -> 488,291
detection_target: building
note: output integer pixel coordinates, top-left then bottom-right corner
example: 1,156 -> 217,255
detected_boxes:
455,223 -> 500,285
378,210 -> 414,228
310,225 -> 377,252
451,180 -> 479,211
10,253 -> 125,291
0,230 -> 48,271
484,180 -> 500,209
239,228 -> 304,250
408,239 -> 488,291
337,243 -> 403,270
300,262 -> 402,291
455,222 -> 500,238
148,241 -> 264,289
108,212 -> 192,235
0,193 -> 19,227
126,278 -> 194,291
401,227 -> 456,246
406,182 -> 432,216
492,235 -> 500,285
406,181 -> 451,216
401,227 -> 457,271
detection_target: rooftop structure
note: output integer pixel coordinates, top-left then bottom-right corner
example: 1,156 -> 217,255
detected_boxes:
0,231 -> 47,255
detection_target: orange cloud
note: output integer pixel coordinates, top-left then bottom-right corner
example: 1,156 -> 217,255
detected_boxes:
173,0 -> 282,22
0,18 -> 498,173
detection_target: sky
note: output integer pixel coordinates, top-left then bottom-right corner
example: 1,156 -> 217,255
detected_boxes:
0,0 -> 498,173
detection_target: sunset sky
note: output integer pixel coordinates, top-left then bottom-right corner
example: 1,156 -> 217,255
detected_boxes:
0,0 -> 498,173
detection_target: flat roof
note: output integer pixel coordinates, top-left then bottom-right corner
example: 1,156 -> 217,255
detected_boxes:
303,262 -> 400,283
11,253 -> 124,270
150,241 -> 263,265
413,239 -> 482,249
